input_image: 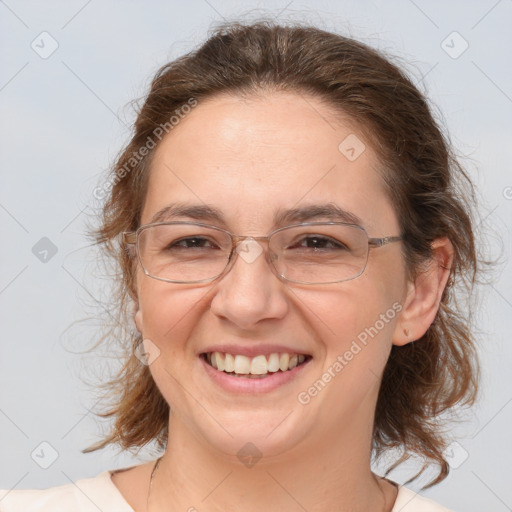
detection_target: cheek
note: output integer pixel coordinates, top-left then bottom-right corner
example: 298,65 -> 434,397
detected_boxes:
292,284 -> 401,429
137,279 -> 210,354
308,277 -> 401,369
136,282 -> 212,408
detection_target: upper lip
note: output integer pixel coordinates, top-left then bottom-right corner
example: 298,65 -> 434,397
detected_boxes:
199,344 -> 312,358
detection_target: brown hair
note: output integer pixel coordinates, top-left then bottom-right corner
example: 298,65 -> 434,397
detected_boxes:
84,20 -> 480,488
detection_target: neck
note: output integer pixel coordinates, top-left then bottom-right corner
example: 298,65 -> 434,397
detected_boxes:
148,408 -> 395,512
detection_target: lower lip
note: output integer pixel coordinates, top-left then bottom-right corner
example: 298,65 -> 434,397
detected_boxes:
200,355 -> 311,394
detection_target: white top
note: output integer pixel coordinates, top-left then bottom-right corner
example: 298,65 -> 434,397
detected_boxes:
0,469 -> 453,512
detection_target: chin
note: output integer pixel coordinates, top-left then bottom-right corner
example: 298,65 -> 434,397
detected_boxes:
191,409 -> 310,461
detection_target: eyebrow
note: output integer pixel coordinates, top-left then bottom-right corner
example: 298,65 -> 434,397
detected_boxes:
149,202 -> 362,228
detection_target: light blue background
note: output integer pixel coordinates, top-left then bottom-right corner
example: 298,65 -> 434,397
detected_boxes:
1,1 -> 511,511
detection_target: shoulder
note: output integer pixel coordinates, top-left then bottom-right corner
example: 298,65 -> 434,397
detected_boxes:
0,470 -> 134,512
392,485 -> 454,512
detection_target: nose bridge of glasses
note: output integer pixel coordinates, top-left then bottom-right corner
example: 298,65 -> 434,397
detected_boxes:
232,233 -> 270,244
230,234 -> 274,268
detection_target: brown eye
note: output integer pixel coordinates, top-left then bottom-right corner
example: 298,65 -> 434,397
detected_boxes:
168,237 -> 219,250
290,235 -> 348,251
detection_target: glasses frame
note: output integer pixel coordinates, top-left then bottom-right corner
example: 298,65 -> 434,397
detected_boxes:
122,221 -> 403,285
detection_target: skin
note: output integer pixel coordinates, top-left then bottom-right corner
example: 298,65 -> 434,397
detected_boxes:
111,91 -> 453,512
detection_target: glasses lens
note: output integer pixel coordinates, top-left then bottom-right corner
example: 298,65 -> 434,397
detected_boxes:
137,224 -> 232,282
270,224 -> 369,283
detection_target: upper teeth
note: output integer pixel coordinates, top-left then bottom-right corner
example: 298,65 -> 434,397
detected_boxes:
207,352 -> 306,375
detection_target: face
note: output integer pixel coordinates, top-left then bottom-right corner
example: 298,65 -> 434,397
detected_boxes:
134,91 -> 408,460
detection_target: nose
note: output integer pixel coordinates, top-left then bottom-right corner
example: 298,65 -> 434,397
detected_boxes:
208,238 -> 288,329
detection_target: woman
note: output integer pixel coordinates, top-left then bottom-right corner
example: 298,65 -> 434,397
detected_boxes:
0,20 -> 479,512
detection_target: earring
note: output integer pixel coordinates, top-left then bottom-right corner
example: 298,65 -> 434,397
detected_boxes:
403,328 -> 410,337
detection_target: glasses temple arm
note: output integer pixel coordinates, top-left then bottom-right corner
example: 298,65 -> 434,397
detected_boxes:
368,235 -> 403,247
122,232 -> 137,244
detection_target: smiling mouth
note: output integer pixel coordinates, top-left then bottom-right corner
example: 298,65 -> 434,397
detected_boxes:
201,352 -> 312,378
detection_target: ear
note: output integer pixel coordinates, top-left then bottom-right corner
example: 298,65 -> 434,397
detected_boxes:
393,237 -> 454,346
133,303 -> 144,334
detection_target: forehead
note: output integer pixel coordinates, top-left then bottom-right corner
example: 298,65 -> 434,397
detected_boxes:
142,91 -> 396,234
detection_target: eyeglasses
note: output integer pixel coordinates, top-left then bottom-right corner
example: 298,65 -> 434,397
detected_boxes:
122,221 -> 403,285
